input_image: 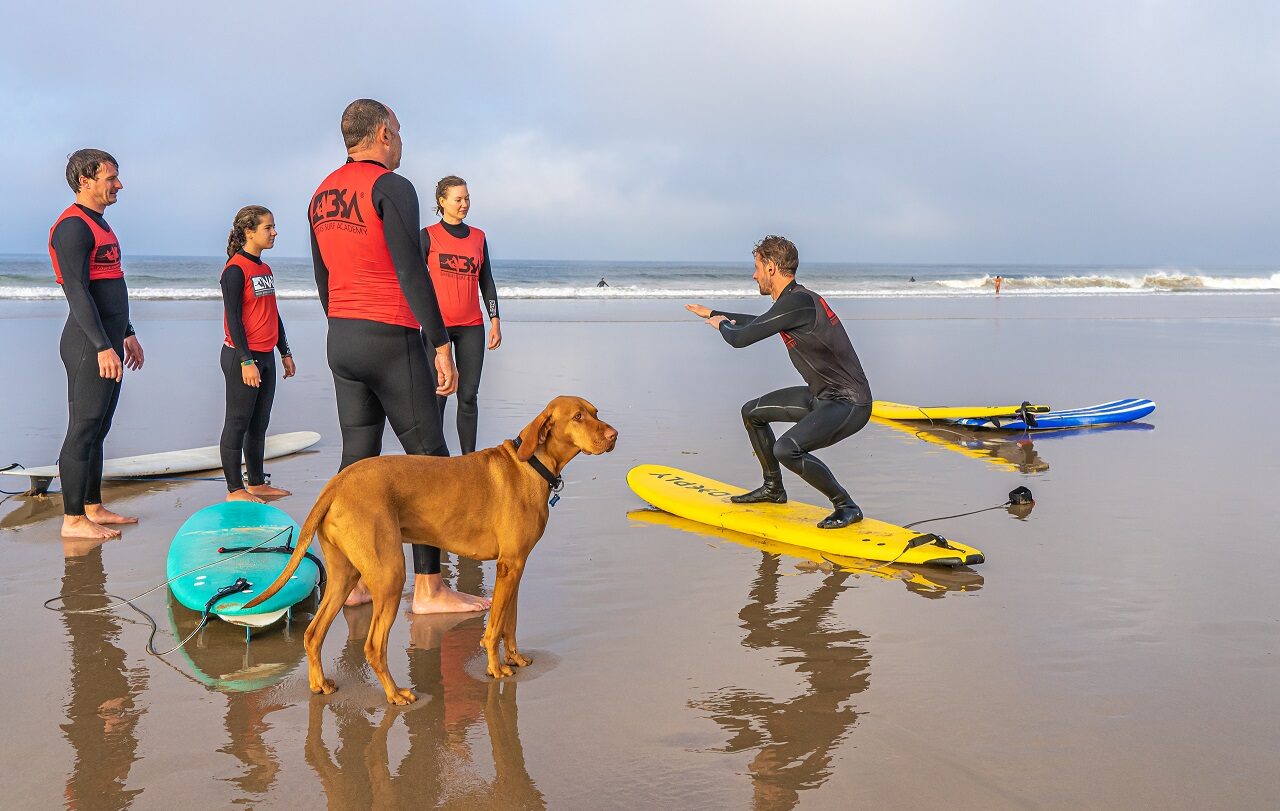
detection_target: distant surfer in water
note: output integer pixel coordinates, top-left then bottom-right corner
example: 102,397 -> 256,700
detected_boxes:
219,205 -> 295,503
49,149 -> 145,540
685,236 -> 872,529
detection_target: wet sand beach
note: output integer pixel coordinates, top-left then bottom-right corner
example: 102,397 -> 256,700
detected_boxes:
2,294 -> 1278,809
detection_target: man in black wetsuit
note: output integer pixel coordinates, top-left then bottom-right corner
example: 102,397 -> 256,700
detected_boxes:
686,235 -> 872,529
310,99 -> 488,614
48,150 -> 145,540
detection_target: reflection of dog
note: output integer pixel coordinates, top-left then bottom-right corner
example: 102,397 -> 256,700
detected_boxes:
244,396 -> 618,704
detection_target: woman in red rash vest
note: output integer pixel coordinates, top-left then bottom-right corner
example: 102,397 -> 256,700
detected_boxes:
219,206 -> 296,502
422,176 -> 501,454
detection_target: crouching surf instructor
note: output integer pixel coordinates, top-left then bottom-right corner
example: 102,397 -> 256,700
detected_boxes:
685,235 -> 871,530
49,149 -> 145,540
310,98 -> 489,614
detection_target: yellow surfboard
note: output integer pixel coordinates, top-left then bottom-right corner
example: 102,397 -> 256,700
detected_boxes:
872,401 -> 1051,421
627,508 -> 983,596
626,465 -> 984,567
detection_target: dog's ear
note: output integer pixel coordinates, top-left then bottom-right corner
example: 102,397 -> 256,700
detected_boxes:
516,409 -> 552,460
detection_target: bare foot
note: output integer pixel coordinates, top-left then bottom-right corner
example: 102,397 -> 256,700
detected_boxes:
345,580 -> 372,607
227,489 -> 266,504
411,579 -> 491,615
61,515 -> 119,540
246,483 -> 291,499
84,504 -> 138,525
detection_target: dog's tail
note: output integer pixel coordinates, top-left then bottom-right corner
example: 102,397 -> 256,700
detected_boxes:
241,482 -> 338,610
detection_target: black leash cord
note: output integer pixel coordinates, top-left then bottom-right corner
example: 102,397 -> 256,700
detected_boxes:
43,525 -> 296,656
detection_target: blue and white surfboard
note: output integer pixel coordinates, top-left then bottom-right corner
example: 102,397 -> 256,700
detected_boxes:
951,398 -> 1155,430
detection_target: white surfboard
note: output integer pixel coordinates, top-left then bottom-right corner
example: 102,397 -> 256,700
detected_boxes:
1,431 -> 320,494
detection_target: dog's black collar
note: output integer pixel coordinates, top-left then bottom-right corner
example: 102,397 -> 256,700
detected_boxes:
511,437 -> 564,505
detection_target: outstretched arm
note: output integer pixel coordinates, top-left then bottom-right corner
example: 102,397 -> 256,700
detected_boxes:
716,293 -> 815,348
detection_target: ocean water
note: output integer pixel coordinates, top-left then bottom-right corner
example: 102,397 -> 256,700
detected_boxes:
2,254 -> 1278,300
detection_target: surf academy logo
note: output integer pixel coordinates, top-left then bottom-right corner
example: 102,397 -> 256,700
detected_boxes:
647,471 -> 733,498
311,187 -> 365,234
251,274 -> 276,298
93,244 -> 121,264
439,253 -> 479,275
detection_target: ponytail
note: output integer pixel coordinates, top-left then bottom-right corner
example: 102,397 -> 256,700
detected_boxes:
227,205 -> 272,259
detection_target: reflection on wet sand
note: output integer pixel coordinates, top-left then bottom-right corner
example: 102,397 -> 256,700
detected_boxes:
59,540 -> 149,810
169,595 -> 311,800
692,552 -> 868,810
1,479 -> 179,532
628,508 -> 983,599
304,559 -> 545,809
871,416 -> 1049,473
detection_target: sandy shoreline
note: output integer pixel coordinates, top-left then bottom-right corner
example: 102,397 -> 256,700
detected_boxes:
1,296 -> 1278,808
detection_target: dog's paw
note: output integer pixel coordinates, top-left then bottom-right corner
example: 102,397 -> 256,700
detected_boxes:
505,651 -> 532,668
387,688 -> 418,706
487,663 -> 515,679
311,678 -> 338,695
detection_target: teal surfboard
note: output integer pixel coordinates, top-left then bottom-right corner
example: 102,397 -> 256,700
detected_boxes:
167,502 -> 319,629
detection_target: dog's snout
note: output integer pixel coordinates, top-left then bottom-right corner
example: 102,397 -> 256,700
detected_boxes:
604,426 -> 618,442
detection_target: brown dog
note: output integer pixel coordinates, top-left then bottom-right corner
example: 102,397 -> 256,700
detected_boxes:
242,395 -> 618,704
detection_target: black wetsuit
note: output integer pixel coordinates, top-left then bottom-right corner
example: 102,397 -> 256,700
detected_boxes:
713,280 -> 872,521
311,161 -> 450,575
219,251 -> 291,492
51,206 -> 135,516
421,222 -> 499,454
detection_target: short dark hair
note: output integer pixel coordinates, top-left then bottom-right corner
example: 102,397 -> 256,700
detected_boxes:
65,149 -> 118,192
341,99 -> 391,149
753,235 -> 799,275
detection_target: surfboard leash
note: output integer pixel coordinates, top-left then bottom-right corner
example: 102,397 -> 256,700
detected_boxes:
43,524 -> 297,656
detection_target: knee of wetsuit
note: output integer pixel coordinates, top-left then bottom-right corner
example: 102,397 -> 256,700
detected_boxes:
773,437 -> 802,467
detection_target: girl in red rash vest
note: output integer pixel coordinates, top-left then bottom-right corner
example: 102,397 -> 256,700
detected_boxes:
421,176 -> 501,454
219,206 -> 296,502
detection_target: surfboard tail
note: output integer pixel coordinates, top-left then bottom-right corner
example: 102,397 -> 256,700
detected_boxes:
241,486 -> 335,609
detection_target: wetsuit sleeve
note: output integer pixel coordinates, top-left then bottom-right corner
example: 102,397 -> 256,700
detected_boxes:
310,225 -> 330,315
479,239 -> 499,320
710,308 -> 758,324
220,266 -> 253,364
51,217 -> 111,351
125,323 -> 136,338
716,293 -> 815,348
373,173 -> 449,348
276,315 -> 292,357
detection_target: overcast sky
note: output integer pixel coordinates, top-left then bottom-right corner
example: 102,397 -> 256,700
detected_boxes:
4,1 -> 1278,264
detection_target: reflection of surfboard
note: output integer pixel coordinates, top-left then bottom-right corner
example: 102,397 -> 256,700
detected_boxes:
872,416 -> 1048,473
627,465 -> 984,567
952,399 -> 1155,430
167,592 -> 308,692
1,431 -> 321,495
872,401 -> 1050,421
627,508 -> 982,597
167,502 -> 320,629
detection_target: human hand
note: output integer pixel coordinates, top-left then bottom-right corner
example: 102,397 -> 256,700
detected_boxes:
282,355 -> 296,379
685,303 -> 712,319
242,362 -> 261,388
435,346 -> 458,396
123,335 -> 144,370
488,319 -> 502,350
98,348 -> 123,381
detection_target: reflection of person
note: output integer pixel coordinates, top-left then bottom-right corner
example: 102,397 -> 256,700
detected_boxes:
422,176 -> 501,455
50,149 -> 145,540
219,205 -> 295,502
306,596 -> 545,808
693,551 -> 869,809
309,98 -> 485,614
686,235 -> 873,529
59,540 -> 147,809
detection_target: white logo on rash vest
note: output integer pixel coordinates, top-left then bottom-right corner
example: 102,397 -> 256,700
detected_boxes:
252,274 -> 277,298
